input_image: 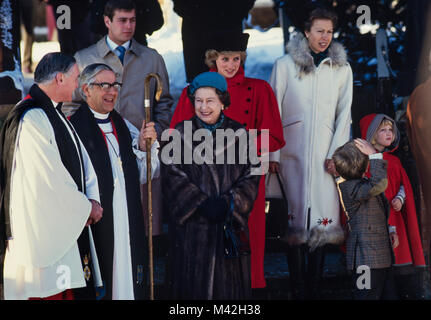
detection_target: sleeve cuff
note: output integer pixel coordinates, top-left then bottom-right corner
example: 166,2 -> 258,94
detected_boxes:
139,140 -> 160,184
269,150 -> 280,162
369,153 -> 383,160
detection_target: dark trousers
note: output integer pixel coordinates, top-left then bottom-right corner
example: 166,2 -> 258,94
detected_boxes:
352,267 -> 398,300
19,0 -> 35,70
286,244 -> 325,300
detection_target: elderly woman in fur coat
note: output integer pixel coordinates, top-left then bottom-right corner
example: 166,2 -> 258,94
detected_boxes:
170,31 -> 285,291
165,72 -> 261,300
269,7 -> 353,299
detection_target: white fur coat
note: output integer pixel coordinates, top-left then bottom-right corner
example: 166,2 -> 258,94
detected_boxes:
269,33 -> 353,249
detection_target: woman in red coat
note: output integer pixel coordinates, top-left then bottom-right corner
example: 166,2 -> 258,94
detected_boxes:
359,113 -> 425,268
170,32 -> 285,290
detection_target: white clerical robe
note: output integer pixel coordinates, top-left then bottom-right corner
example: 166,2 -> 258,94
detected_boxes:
3,107 -> 100,300
92,110 -> 159,300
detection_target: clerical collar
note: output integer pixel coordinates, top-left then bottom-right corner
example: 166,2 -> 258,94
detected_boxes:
89,108 -> 111,124
310,48 -> 329,67
197,113 -> 225,132
106,36 -> 130,52
51,99 -> 59,109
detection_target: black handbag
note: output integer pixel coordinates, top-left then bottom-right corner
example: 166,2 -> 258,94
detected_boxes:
265,172 -> 289,240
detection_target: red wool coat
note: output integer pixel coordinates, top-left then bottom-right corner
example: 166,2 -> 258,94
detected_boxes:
360,114 -> 425,267
170,66 -> 285,288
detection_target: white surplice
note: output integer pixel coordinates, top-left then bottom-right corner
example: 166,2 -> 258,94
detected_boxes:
3,106 -> 100,300
91,110 -> 159,300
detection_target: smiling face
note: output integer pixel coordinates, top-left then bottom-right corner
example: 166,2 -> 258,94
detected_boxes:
104,9 -> 136,45
305,19 -> 334,53
372,121 -> 395,151
194,87 -> 224,125
215,52 -> 241,79
84,70 -> 118,114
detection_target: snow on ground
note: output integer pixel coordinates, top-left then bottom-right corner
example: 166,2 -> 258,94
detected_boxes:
147,0 -> 285,99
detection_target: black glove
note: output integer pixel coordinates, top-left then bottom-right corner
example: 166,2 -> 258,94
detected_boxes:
198,196 -> 229,223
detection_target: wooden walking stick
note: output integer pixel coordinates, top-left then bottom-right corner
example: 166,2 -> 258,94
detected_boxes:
144,73 -> 163,300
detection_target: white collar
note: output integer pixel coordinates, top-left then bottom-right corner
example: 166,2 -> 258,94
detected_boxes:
106,36 -> 130,52
89,107 -> 110,120
51,99 -> 59,109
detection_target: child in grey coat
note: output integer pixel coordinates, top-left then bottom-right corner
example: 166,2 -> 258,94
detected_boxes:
333,138 -> 399,300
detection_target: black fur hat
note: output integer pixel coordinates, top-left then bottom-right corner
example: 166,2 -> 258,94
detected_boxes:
208,32 -> 249,52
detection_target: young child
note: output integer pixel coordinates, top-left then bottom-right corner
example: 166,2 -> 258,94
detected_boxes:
333,139 -> 399,300
359,114 -> 425,267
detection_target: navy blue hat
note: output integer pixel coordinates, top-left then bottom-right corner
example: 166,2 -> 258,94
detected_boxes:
188,72 -> 227,95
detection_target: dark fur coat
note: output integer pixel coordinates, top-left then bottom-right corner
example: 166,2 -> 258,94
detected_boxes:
165,115 -> 260,299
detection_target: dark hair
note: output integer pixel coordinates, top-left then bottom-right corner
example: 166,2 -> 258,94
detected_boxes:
333,141 -> 368,180
104,0 -> 136,20
304,8 -> 338,32
34,52 -> 76,84
188,87 -> 231,109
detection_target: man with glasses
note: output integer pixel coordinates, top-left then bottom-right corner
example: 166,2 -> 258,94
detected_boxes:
73,0 -> 172,245
69,63 -> 160,300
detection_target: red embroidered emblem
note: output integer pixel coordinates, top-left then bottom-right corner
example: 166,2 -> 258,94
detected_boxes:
317,218 -> 333,226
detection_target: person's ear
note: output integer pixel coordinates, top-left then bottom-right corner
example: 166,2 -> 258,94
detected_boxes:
55,72 -> 63,85
83,84 -> 91,98
104,15 -> 111,29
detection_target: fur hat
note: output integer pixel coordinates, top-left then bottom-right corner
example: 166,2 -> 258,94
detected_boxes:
208,32 -> 249,52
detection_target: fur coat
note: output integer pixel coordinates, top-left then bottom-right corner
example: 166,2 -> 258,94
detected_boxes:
170,66 -> 285,288
165,115 -> 260,299
269,33 -> 353,249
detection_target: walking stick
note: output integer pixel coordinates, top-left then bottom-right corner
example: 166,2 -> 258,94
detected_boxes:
144,73 -> 163,300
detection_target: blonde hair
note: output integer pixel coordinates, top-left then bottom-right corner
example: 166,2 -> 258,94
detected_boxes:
371,119 -> 395,146
204,50 -> 247,69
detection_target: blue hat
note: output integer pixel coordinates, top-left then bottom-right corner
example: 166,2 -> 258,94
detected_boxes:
188,72 -> 227,95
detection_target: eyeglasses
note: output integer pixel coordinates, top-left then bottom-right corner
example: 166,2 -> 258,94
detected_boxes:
89,82 -> 122,91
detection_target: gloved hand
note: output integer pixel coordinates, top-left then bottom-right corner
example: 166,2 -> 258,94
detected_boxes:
198,196 -> 229,223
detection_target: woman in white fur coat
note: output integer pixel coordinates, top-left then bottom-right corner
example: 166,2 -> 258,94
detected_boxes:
269,7 -> 353,299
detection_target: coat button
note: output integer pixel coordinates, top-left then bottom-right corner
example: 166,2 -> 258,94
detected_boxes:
245,110 -> 249,114
243,123 -> 247,127
246,98 -> 251,102
247,87 -> 252,90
